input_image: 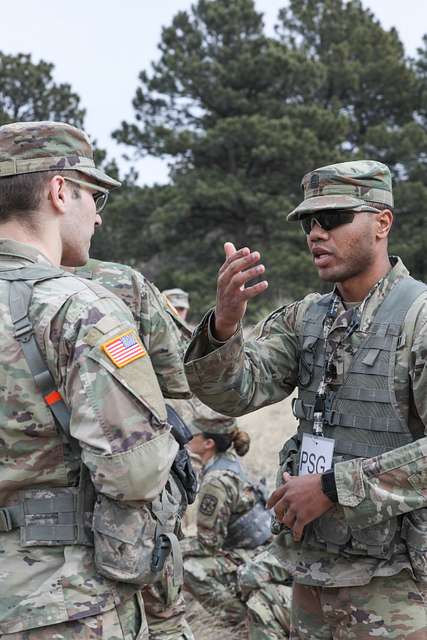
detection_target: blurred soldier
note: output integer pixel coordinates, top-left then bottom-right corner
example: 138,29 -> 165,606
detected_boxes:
181,407 -> 291,638
0,121 -> 179,639
185,161 -> 427,637
161,287 -> 204,536
74,260 -> 192,401
73,258 -> 196,640
163,288 -> 190,321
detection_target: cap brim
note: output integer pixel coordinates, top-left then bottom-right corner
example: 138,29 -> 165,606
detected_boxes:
77,166 -> 121,190
287,195 -> 371,221
188,423 -> 203,436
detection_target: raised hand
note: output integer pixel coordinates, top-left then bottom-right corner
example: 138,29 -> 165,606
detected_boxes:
213,242 -> 268,341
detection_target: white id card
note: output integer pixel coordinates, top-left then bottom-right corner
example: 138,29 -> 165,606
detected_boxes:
299,433 -> 335,476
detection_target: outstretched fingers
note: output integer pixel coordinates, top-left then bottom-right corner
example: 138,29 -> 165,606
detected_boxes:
219,246 -> 251,276
215,242 -> 268,340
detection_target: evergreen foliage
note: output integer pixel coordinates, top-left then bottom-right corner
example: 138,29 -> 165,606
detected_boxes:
0,52 -> 85,126
1,3 -> 426,323
107,0 -> 427,322
0,50 -> 112,176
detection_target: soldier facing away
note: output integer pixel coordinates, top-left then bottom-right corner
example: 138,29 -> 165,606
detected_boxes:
184,161 -> 427,638
73,258 -> 196,640
0,121 -> 180,639
163,288 -> 190,322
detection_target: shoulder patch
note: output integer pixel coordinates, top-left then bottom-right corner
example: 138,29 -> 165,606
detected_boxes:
199,493 -> 219,517
101,329 -> 146,368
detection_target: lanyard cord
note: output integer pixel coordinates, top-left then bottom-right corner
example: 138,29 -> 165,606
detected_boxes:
311,274 -> 389,437
312,294 -> 360,436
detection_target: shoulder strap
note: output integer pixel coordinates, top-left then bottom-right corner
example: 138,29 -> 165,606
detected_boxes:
4,267 -> 74,445
295,292 -> 331,342
373,276 -> 427,326
206,455 -> 242,476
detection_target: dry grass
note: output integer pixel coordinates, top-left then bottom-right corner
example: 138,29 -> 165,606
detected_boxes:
239,395 -> 297,486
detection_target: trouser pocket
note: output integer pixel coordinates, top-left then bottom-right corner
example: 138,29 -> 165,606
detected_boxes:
402,511 -> 427,583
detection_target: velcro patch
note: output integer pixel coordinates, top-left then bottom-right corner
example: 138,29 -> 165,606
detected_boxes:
199,494 -> 218,517
101,329 -> 146,368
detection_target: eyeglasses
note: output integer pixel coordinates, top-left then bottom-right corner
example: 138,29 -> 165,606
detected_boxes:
63,176 -> 109,214
300,209 -> 380,235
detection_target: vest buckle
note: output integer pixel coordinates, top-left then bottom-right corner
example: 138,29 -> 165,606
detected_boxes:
0,508 -> 13,532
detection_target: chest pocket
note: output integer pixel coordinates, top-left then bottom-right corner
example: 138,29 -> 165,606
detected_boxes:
85,317 -> 167,422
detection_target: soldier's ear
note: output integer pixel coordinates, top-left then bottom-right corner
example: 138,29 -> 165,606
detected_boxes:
48,175 -> 67,214
203,437 -> 216,451
376,209 -> 393,239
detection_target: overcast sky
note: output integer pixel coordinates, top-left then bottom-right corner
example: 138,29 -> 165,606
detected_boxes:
0,0 -> 425,185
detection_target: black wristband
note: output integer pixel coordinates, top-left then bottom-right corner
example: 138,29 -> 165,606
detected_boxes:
321,469 -> 338,503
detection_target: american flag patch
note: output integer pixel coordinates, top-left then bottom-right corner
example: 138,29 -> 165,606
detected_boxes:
101,330 -> 146,368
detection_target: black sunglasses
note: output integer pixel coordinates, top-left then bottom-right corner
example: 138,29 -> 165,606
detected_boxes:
300,210 -> 379,235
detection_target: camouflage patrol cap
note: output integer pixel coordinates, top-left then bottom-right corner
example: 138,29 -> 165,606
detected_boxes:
0,121 -> 121,189
162,287 -> 190,310
287,160 -> 393,221
189,404 -> 237,436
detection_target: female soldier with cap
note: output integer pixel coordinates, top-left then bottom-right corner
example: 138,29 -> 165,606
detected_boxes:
181,404 -> 291,638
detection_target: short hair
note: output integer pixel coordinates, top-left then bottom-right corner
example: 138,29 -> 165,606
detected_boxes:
369,201 -> 394,214
0,170 -> 81,223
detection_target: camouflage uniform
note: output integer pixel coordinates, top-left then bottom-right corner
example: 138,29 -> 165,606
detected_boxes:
73,260 -> 192,401
181,409 -> 291,637
73,259 -> 195,640
0,123 -> 178,638
185,162 -> 427,637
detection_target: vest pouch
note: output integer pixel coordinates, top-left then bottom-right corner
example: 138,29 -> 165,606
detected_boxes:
311,508 -> 398,559
402,510 -> 427,583
272,438 -> 299,535
92,495 -> 159,586
312,507 -> 351,552
277,436 -> 299,482
350,517 -> 398,559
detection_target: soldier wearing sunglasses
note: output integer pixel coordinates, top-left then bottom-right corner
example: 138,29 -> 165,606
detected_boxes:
184,161 -> 427,638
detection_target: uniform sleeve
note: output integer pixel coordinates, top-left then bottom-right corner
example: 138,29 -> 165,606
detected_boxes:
44,286 -> 178,503
138,277 -> 192,399
184,302 -> 304,416
335,304 -> 427,529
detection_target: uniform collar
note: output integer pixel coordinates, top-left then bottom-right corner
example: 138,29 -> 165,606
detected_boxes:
332,256 -> 409,332
0,238 -> 53,266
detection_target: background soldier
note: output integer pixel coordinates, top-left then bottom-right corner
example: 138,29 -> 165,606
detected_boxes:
181,406 -> 291,639
185,161 -> 427,638
73,258 -> 195,640
163,288 -> 190,322
0,121 -> 179,639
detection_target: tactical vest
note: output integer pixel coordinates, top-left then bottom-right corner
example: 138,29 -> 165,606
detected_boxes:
0,264 -> 183,588
290,276 -> 427,561
205,455 -> 272,549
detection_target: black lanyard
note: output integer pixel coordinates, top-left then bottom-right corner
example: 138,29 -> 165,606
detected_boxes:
312,294 -> 360,437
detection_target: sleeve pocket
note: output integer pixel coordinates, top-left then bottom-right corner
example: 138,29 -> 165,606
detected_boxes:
87,328 -> 167,423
